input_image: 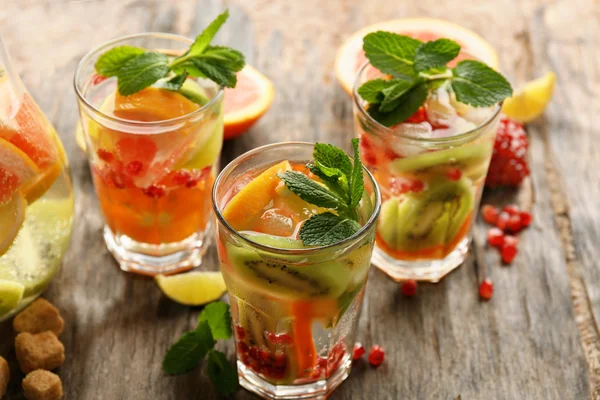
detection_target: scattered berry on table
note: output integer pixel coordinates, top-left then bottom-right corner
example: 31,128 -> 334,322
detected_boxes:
502,204 -> 520,215
401,280 -> 418,297
520,211 -> 533,227
482,204 -> 499,224
479,278 -> 494,300
496,212 -> 510,231
501,239 -> 518,263
368,345 -> 385,367
486,117 -> 530,188
503,235 -> 519,248
487,227 -> 505,247
507,214 -> 522,232
352,343 -> 366,360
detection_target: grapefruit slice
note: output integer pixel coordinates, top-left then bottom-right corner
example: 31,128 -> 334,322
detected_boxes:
335,18 -> 500,96
0,138 -> 39,204
223,65 -> 274,140
222,160 -> 291,230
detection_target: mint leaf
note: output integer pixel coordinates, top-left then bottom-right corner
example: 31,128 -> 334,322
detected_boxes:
154,72 -> 188,91
379,78 -> 417,112
363,32 -> 422,77
117,52 -> 170,95
189,10 -> 229,56
451,60 -> 513,107
299,212 -> 361,246
414,39 -> 461,72
95,46 -> 144,77
207,350 -> 239,395
349,138 -> 364,208
200,46 -> 245,71
306,163 -> 349,202
162,321 -> 215,375
198,302 -> 232,340
357,79 -> 396,103
278,171 -> 343,210
367,83 -> 428,127
313,142 -> 353,178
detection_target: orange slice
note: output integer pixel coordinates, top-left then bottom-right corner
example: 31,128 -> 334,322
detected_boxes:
0,138 -> 39,203
223,65 -> 274,140
112,87 -> 200,122
222,160 -> 291,230
0,193 -> 26,257
335,18 -> 500,96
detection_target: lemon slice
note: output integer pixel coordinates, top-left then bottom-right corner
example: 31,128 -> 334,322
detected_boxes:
155,271 -> 227,306
502,72 -> 556,123
0,279 -> 25,316
0,193 -> 27,257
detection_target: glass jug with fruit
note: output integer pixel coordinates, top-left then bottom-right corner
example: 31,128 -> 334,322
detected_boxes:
0,34 -> 74,321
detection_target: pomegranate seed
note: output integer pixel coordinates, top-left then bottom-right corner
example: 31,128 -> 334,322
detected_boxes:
352,343 -> 365,360
142,185 -> 166,198
479,278 -> 493,300
249,346 -> 260,361
124,160 -> 143,176
368,345 -> 385,367
507,215 -> 522,232
237,341 -> 249,355
520,211 -> 533,227
265,332 -> 293,346
384,147 -> 400,160
360,135 -> 372,149
502,204 -> 520,215
401,280 -> 418,297
501,239 -> 518,264
317,357 -> 328,369
410,180 -> 424,193
185,179 -> 199,188
487,228 -> 504,247
235,325 -> 246,340
363,152 -> 377,166
258,347 -> 272,364
274,351 -> 286,367
172,170 -> 193,186
97,149 -> 114,163
496,212 -> 510,231
445,167 -> 462,181
481,204 -> 499,224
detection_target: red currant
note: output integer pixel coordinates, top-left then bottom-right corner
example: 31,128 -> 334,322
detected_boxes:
481,204 -> 499,224
97,148 -> 114,163
487,227 -> 504,247
502,204 -> 520,215
445,167 -> 462,181
520,211 -> 533,227
401,280 -> 418,297
352,343 -> 365,360
507,215 -> 522,232
479,278 -> 493,300
496,212 -> 510,231
501,240 -> 518,263
124,160 -> 143,176
368,345 -> 385,367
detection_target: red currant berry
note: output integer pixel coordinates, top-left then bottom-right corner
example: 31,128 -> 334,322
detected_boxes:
487,227 -> 504,247
352,343 -> 366,360
401,279 -> 418,297
481,204 -> 499,224
97,148 -> 114,163
368,345 -> 385,367
507,215 -> 522,232
502,204 -> 520,215
496,212 -> 510,231
520,211 -> 533,227
503,235 -> 519,247
501,241 -> 518,264
124,160 -> 143,176
445,167 -> 462,181
479,278 -> 493,300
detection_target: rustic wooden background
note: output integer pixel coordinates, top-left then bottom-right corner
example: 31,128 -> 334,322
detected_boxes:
1,0 -> 598,398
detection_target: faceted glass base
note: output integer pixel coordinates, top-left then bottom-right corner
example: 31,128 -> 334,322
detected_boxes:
372,236 -> 470,283
238,356 -> 352,400
103,224 -> 211,276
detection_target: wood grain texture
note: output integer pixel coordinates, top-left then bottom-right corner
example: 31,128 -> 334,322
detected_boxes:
0,0 -> 596,399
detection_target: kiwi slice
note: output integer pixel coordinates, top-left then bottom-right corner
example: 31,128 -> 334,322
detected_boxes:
378,178 -> 473,253
389,143 -> 491,179
226,233 -> 352,300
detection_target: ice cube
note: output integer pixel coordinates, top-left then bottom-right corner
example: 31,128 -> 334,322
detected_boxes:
390,122 -> 433,156
432,116 -> 477,138
425,88 -> 457,127
461,105 -> 496,126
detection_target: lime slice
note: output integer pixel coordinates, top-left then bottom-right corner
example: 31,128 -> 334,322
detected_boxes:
0,279 -> 25,316
176,116 -> 223,171
502,72 -> 556,123
155,271 -> 227,306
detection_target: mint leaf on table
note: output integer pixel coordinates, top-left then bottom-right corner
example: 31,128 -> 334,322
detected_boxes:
363,31 -> 422,78
198,302 -> 232,340
414,39 -> 461,72
278,171 -> 343,210
162,321 -> 215,375
451,60 -> 513,107
367,83 -> 429,127
349,138 -> 364,208
207,350 -> 239,396
357,79 -> 397,104
189,10 -> 229,56
117,52 -> 170,95
95,46 -> 145,77
299,212 -> 362,247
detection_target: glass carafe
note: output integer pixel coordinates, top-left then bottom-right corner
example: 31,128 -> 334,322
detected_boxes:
0,34 -> 74,321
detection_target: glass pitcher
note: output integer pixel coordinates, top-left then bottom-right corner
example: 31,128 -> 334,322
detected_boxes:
0,34 -> 74,321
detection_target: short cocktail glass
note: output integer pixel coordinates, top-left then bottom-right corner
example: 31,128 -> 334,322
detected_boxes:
353,61 -> 501,283
0,33 -> 74,321
212,142 -> 381,399
74,33 -> 224,276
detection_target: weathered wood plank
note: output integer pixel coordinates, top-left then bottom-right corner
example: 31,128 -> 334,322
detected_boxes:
0,0 -> 595,399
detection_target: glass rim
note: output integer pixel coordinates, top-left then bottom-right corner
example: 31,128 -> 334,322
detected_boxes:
73,32 -> 224,127
352,60 -> 502,144
212,141 -> 382,255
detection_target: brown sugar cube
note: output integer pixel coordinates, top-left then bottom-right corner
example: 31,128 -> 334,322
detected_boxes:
0,356 -> 9,399
13,299 -> 64,336
23,370 -> 63,400
15,332 -> 65,374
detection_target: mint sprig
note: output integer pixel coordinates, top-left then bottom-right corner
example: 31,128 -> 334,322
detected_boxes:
163,301 -> 238,395
94,9 -> 244,102
359,32 -> 512,127
278,139 -> 365,247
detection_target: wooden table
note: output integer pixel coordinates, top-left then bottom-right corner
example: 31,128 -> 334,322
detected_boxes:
1,0 -> 598,398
